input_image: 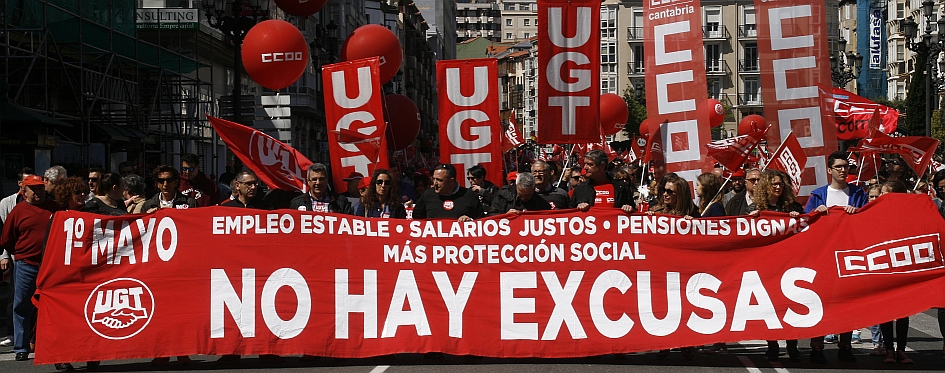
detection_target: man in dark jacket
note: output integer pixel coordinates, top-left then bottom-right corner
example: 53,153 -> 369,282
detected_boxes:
725,168 -> 760,216
143,165 -> 198,212
530,160 -> 568,209
466,164 -> 499,215
178,153 -> 219,207
489,172 -> 551,215
289,163 -> 353,214
413,164 -> 482,221
221,170 -> 271,209
569,150 -> 634,213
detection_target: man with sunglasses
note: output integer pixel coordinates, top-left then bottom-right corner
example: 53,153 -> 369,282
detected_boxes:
178,153 -> 219,207
803,151 -> 867,364
86,167 -> 105,203
221,170 -> 270,209
725,168 -> 760,216
413,163 -> 483,221
143,165 -> 198,213
569,150 -> 635,213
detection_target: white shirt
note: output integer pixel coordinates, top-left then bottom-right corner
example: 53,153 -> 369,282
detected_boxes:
826,185 -> 851,207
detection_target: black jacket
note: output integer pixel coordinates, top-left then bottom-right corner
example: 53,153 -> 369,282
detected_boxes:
724,191 -> 751,216
413,187 -> 483,219
142,192 -> 198,212
535,184 -> 569,210
354,201 -> 407,218
488,186 -> 552,215
289,192 -> 353,215
569,179 -> 634,209
221,197 -> 272,210
81,197 -> 129,216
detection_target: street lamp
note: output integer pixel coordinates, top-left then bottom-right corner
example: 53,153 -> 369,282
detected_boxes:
203,0 -> 268,127
900,0 -> 945,137
830,36 -> 864,88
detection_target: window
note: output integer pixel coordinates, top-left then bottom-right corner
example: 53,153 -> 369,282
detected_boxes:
743,6 -> 756,37
896,2 -> 905,19
524,32 -> 530,38
743,43 -> 758,70
524,19 -> 530,26
896,82 -> 906,99
520,4 -> 529,10
506,32 -> 512,39
708,79 -> 723,99
601,76 -> 617,94
744,78 -> 760,104
505,3 -> 515,10
705,44 -> 721,72
600,42 -> 617,64
506,18 -> 512,26
897,43 -> 904,60
632,45 -> 645,73
705,7 -> 722,38
534,19 -> 538,26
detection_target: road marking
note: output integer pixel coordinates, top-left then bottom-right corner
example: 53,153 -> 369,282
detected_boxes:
370,365 -> 390,373
737,355 -> 762,373
910,311 -> 943,338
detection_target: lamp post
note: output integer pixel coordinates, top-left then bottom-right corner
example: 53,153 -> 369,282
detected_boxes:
900,0 -> 945,137
203,1 -> 268,127
830,36 -> 864,88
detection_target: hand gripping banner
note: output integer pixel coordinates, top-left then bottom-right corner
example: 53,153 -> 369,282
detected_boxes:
35,195 -> 945,363
323,57 -> 390,192
756,0 -> 837,197
537,0 -> 601,144
437,59 -> 503,187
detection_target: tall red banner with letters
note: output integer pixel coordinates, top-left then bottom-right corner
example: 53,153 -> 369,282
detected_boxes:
643,0 -> 713,182
756,0 -> 837,196
32,195 -> 945,363
537,0 -> 600,144
323,57 -> 390,191
437,59 -> 503,187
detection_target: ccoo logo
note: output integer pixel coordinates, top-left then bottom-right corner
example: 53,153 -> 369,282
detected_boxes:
85,278 -> 154,340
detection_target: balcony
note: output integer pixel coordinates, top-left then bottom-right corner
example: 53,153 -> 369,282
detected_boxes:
703,25 -> 730,40
709,93 -> 733,108
627,60 -> 645,76
705,59 -> 730,75
738,25 -> 757,39
738,92 -> 763,106
627,27 -> 644,41
738,59 -> 760,73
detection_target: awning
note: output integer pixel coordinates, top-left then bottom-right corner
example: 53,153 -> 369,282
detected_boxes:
0,101 -> 73,128
91,123 -> 149,142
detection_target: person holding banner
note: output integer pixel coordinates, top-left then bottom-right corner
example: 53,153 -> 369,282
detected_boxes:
875,180 -> 915,364
531,160 -> 568,210
354,169 -> 407,218
143,166 -> 198,213
467,165 -> 500,215
413,164 -> 483,221
725,169 -> 760,216
488,172 -> 551,215
289,163 -> 353,215
570,150 -> 635,213
804,151 -> 867,363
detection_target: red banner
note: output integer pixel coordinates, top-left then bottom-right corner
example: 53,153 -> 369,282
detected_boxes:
437,59 -> 503,187
765,132 -> 808,194
537,0 -> 600,144
756,0 -> 837,197
643,0 -> 712,183
503,110 -> 525,153
704,129 -> 768,172
823,87 -> 899,140
323,57 -> 390,191
207,115 -> 312,191
34,195 -> 945,363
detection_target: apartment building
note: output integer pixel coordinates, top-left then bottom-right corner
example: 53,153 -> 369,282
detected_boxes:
456,0 -> 503,42
500,0 -> 538,41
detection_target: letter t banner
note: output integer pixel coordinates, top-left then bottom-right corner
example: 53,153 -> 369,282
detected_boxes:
537,0 -> 601,144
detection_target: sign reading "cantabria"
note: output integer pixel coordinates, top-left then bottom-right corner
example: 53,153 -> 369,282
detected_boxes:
134,8 -> 198,29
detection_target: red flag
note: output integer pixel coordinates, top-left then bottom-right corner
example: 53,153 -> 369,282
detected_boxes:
704,127 -> 769,172
849,111 -> 940,179
322,57 -> 390,191
503,110 -> 525,153
765,132 -> 808,194
537,0 -> 600,144
207,115 -> 312,191
822,87 -> 899,140
437,58 -> 503,186
848,151 -> 880,185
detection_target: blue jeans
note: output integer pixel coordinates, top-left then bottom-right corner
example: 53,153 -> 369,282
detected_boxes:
12,260 -> 38,354
870,324 -> 883,346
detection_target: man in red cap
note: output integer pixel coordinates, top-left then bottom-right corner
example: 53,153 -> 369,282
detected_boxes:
341,171 -> 364,205
723,168 -> 746,205
0,175 -> 59,362
506,171 -> 518,187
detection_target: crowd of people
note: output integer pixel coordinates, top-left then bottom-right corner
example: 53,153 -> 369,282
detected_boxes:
0,149 -> 942,369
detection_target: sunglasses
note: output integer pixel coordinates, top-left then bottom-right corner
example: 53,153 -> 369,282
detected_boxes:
376,180 -> 392,185
156,177 -> 178,184
74,190 -> 88,195
181,166 -> 196,172
238,181 -> 259,188
88,177 -> 99,182
663,189 -> 676,195
571,176 -> 582,180
746,178 -> 760,183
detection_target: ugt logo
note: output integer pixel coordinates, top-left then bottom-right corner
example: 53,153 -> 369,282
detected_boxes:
84,278 -> 154,340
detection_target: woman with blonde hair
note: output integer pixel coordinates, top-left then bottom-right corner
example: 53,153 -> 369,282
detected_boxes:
748,169 -> 802,217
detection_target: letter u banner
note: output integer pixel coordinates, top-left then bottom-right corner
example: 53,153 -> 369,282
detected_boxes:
33,195 -> 945,363
323,57 -> 390,192
537,0 -> 601,144
756,0 -> 837,196
643,0 -> 713,180
437,59 -> 503,187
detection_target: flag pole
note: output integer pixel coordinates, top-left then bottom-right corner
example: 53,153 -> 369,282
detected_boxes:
701,174 -> 731,216
556,144 -> 572,188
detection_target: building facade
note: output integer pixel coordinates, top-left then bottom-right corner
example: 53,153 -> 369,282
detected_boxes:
456,0 -> 502,43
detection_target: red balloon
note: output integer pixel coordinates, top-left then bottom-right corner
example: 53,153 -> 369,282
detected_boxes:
739,114 -> 768,135
704,99 -> 725,128
639,118 -> 657,137
383,94 -> 420,151
599,93 -> 629,136
341,25 -> 403,84
241,20 -> 309,90
274,0 -> 327,17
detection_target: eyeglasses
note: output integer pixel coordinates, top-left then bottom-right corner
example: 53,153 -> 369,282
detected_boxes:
531,169 -> 549,173
571,176 -> 582,181
376,179 -> 392,185
746,178 -> 760,183
156,177 -> 178,184
831,165 -> 853,171
88,177 -> 99,182
889,160 -> 902,165
238,181 -> 259,188
663,189 -> 676,195
181,166 -> 196,172
466,176 -> 477,181
73,190 -> 88,195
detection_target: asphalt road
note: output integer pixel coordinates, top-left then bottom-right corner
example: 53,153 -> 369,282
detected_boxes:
0,310 -> 941,373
